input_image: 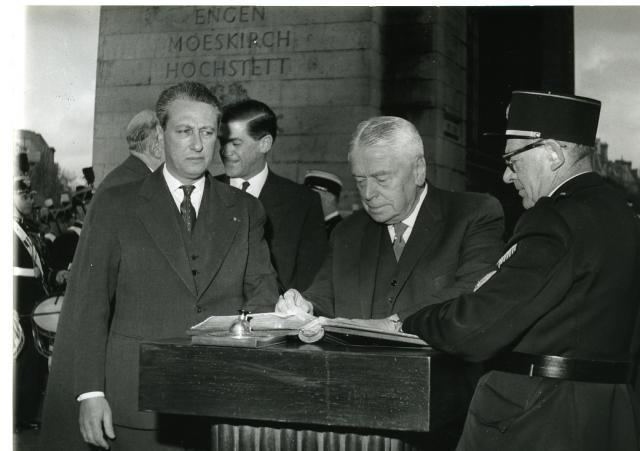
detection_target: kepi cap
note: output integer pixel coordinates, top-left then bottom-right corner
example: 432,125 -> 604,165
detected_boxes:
489,91 -> 601,146
304,170 -> 343,198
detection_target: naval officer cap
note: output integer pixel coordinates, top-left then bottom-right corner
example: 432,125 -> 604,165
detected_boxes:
304,170 -> 343,198
490,91 -> 601,146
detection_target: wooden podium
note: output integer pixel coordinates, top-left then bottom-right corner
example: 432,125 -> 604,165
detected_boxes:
139,337 -> 474,451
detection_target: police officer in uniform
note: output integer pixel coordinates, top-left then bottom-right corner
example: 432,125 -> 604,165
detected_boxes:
13,176 -> 49,430
402,91 -> 640,451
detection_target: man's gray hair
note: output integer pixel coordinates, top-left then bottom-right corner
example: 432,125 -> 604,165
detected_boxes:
126,109 -> 159,154
349,116 -> 424,160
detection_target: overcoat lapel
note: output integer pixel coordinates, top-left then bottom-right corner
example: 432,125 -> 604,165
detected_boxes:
358,219 -> 382,317
136,170 -> 197,296
394,187 -> 444,291
195,177 -> 240,300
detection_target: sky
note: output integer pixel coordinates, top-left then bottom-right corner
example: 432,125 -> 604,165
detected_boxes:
574,6 -> 640,167
11,4 -> 640,181
20,5 -> 100,183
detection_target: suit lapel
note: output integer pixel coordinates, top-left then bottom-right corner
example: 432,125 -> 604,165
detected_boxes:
135,170 -> 197,296
259,172 -> 288,213
195,176 -> 240,300
358,218 -> 382,318
394,186 -> 444,290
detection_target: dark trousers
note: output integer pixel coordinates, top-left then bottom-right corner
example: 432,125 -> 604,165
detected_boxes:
14,277 -> 48,428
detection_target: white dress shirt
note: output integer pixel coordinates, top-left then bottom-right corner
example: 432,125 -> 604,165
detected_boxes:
230,164 -> 269,198
387,185 -> 428,243
163,165 -> 206,216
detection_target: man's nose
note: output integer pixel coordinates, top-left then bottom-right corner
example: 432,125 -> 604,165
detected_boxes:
503,166 -> 515,184
363,181 -> 378,200
190,132 -> 204,151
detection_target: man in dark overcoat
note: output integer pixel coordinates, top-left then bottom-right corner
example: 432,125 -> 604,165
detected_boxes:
39,82 -> 279,450
278,116 -> 505,322
97,108 -> 165,193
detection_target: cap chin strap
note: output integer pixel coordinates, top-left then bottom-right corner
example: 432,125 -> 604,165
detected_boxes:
505,129 -> 542,139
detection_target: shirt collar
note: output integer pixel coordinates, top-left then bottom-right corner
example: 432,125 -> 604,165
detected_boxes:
162,165 -> 205,193
387,185 -> 428,239
230,163 -> 269,198
400,185 -> 428,228
324,211 -> 340,221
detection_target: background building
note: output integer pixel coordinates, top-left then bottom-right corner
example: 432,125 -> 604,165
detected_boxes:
92,6 -> 574,229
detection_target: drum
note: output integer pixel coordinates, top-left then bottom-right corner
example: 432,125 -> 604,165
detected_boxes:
32,292 -> 64,358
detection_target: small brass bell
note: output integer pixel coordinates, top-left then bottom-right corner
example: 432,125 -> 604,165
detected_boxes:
229,309 -> 252,338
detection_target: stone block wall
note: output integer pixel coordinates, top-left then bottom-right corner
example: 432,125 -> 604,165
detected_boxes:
93,6 -> 469,210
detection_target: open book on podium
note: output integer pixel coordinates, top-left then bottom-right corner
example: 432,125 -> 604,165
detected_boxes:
188,312 -> 429,348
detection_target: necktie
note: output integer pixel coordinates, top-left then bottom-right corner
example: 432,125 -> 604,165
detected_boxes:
392,222 -> 408,261
241,181 -> 250,192
179,185 -> 196,233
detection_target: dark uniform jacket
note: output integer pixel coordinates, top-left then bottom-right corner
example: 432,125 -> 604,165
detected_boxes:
217,171 -> 329,292
13,218 -> 48,427
39,169 -> 279,450
96,154 -> 150,193
403,173 -> 640,451
304,185 -> 505,320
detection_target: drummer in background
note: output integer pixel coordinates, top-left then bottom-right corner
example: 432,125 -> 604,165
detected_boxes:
13,176 -> 49,431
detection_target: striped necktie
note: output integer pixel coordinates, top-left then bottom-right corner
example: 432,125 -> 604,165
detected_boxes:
179,185 -> 196,233
392,222 -> 408,261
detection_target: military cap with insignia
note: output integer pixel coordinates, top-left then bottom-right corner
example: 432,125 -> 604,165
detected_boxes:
488,90 -> 601,146
304,170 -> 343,198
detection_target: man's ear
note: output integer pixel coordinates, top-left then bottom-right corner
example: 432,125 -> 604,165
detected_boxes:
152,126 -> 165,160
150,136 -> 162,160
545,140 -> 566,171
259,134 -> 273,154
414,155 -> 427,186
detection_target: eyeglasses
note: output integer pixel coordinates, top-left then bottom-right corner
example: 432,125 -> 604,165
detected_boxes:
502,140 -> 545,172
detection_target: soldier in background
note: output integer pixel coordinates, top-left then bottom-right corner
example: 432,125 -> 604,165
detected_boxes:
13,176 -> 49,431
304,169 -> 344,237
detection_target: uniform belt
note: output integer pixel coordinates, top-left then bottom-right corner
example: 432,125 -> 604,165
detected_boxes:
488,352 -> 633,384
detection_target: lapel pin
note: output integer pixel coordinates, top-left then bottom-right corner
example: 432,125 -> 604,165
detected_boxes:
233,216 -> 240,222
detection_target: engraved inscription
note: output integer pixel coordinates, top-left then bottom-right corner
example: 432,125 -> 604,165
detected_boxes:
194,6 -> 266,25
169,30 -> 292,52
163,7 -> 294,81
165,57 -> 290,80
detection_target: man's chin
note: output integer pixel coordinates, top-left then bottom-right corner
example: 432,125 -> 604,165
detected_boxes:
222,163 -> 241,177
365,207 -> 391,223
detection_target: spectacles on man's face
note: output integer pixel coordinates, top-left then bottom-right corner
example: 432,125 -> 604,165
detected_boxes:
16,192 -> 34,201
502,140 -> 545,172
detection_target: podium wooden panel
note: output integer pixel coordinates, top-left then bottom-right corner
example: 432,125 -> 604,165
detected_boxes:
139,338 -> 472,450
